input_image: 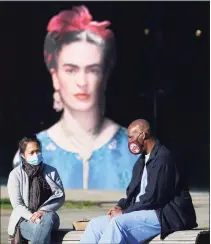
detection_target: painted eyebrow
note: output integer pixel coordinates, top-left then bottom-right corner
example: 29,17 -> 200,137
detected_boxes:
87,64 -> 101,68
62,63 -> 102,68
62,64 -> 79,68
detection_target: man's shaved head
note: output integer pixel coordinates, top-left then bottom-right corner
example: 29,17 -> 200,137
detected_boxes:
128,119 -> 151,138
127,119 -> 155,155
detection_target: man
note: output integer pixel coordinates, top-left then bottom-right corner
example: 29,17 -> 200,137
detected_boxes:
80,119 -> 198,244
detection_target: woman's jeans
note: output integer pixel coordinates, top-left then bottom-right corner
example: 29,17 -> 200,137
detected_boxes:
19,211 -> 60,244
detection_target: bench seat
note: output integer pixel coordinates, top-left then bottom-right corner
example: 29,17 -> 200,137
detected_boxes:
50,229 -> 205,244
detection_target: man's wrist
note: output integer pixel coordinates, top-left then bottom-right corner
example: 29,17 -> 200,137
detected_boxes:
115,205 -> 122,210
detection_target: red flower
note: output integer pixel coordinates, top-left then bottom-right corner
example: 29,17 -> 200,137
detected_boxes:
47,5 -> 113,40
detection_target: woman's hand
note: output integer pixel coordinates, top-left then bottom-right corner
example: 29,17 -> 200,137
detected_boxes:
30,210 -> 46,223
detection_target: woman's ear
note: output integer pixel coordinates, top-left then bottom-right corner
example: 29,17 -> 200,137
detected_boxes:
50,68 -> 60,91
20,154 -> 25,160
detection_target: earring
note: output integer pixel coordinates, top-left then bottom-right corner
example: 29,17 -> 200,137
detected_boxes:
53,91 -> 64,112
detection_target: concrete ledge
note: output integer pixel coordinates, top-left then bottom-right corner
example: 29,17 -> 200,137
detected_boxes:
49,229 -> 206,244
1,186 -> 209,203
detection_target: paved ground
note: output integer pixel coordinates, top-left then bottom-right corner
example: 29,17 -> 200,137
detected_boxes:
1,201 -> 209,244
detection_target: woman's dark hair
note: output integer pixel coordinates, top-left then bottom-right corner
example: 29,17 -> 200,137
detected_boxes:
44,31 -> 116,76
19,135 -> 42,155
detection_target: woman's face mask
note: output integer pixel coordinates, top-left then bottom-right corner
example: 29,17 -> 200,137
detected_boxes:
22,142 -> 43,166
26,153 -> 43,166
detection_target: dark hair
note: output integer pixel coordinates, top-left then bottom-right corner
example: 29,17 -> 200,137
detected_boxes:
19,135 -> 42,155
44,31 -> 116,76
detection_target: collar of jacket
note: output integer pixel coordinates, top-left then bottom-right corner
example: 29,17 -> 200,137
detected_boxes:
144,139 -> 162,165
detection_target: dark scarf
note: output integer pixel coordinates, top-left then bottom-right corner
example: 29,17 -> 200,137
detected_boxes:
22,161 -> 52,213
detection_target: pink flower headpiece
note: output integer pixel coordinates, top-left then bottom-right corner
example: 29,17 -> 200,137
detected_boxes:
47,5 -> 114,40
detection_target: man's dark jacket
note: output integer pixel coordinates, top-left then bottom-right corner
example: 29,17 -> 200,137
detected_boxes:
117,140 -> 198,240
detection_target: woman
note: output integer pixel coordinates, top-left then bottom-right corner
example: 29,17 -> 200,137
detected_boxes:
8,135 -> 65,244
13,5 -> 139,189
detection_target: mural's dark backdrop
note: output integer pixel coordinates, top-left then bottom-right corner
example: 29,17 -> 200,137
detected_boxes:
0,1 -> 209,188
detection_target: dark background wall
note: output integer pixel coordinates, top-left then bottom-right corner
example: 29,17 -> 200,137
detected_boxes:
0,1 -> 209,189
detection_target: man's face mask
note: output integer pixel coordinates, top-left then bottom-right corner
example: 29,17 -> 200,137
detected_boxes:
128,133 -> 144,155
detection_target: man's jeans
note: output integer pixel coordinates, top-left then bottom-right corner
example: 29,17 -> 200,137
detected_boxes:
20,212 -> 60,244
80,210 -> 161,244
